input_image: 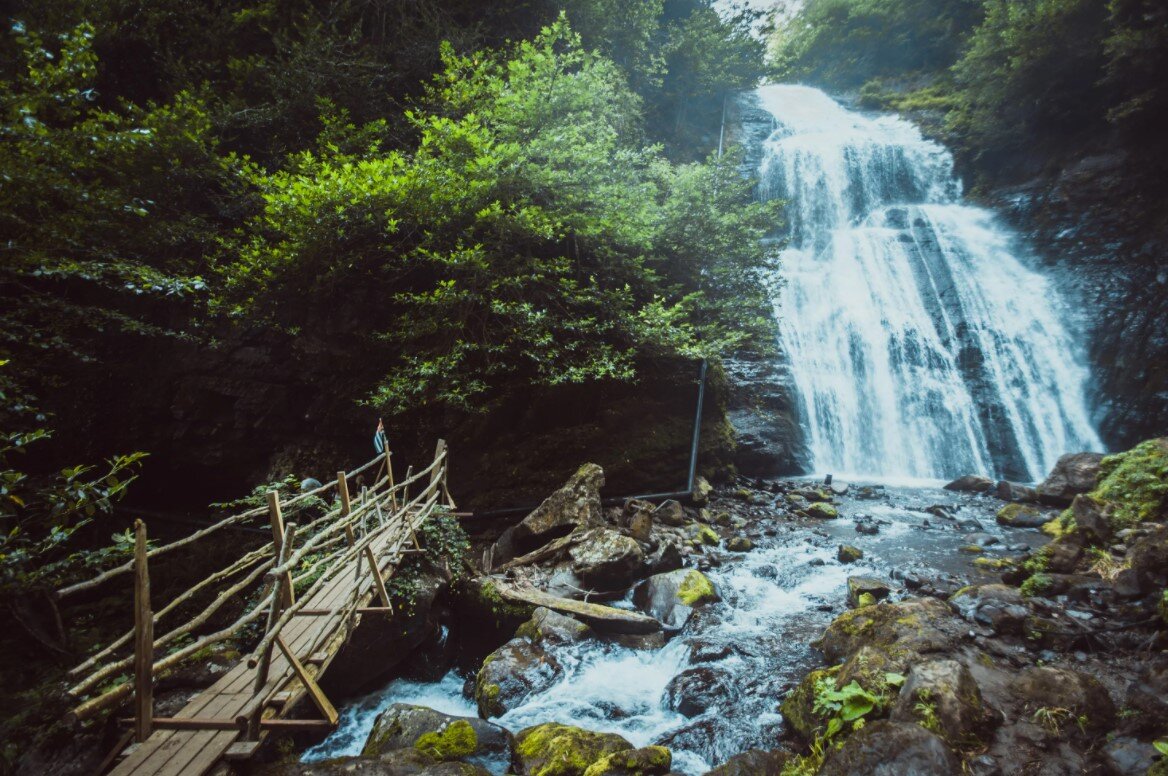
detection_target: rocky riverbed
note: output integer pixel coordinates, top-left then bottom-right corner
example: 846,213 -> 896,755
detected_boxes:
255,440 -> 1168,776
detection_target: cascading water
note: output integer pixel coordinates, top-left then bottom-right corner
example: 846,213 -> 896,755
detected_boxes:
756,85 -> 1103,482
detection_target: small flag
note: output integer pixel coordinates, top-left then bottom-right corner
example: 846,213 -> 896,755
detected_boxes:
373,418 -> 387,454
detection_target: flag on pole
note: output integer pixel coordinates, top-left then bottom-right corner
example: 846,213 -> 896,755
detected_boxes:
373,418 -> 387,454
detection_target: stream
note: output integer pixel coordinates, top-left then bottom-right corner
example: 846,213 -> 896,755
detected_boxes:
303,482 -> 1038,774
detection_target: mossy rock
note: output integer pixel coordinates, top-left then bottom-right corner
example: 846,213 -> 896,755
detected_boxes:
838,545 -> 863,564
703,749 -> 792,776
780,664 -> 841,740
995,503 -> 1047,528
692,524 -> 721,546
474,639 -> 563,718
514,723 -> 633,776
815,598 -> 963,663
580,746 -> 671,776
677,570 -> 718,606
806,503 -> 838,519
726,536 -> 753,552
781,647 -> 908,742
362,704 -> 514,774
958,544 -> 984,554
1091,438 -> 1168,529
972,556 -> 1015,571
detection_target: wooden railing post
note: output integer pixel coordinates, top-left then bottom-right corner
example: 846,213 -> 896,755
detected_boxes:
250,521 -> 296,739
384,447 -> 398,510
133,519 -> 153,743
266,491 -> 295,608
430,439 -> 456,510
338,472 -> 392,613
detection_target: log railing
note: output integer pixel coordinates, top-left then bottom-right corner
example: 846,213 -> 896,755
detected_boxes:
61,440 -> 455,737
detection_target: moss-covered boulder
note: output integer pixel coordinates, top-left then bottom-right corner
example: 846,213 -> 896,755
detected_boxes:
516,607 -> 594,646
846,576 -> 890,608
1090,438 -> 1168,529
581,746 -> 671,776
632,568 -> 719,629
474,638 -> 563,718
780,646 -> 908,741
995,503 -> 1047,528
805,502 -> 838,519
837,545 -> 863,563
513,723 -> 634,776
891,659 -> 997,746
691,523 -> 721,546
363,705 -> 515,774
726,536 -> 753,552
815,598 -> 963,663
1037,452 -> 1104,505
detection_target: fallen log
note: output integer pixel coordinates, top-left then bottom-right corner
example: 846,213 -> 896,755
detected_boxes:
494,529 -> 596,573
491,581 -> 661,634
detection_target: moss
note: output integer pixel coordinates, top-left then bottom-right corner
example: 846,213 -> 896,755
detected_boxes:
677,570 -> 717,606
1092,438 -> 1168,529
581,746 -> 671,776
415,720 -> 478,761
1023,545 -> 1052,575
516,723 -> 632,776
692,524 -> 720,546
958,544 -> 984,554
1160,589 -> 1168,626
1020,573 -> 1053,597
1042,516 -> 1074,538
856,592 -> 876,608
780,665 -> 841,740
996,503 -> 1041,525
973,556 -> 1015,571
476,680 -> 502,717
805,503 -> 838,519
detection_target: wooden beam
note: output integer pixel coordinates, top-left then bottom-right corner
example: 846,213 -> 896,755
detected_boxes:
118,717 -> 335,732
276,635 -> 339,725
249,521 -> 297,739
225,741 -> 263,761
132,520 -> 153,743
292,607 -> 395,617
340,471 -> 393,613
266,491 -> 295,608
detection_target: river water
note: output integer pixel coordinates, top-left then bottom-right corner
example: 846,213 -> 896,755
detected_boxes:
304,484 -> 1029,773
757,85 -> 1102,482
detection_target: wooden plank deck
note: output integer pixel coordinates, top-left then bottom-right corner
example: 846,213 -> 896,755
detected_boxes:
109,522 -> 415,776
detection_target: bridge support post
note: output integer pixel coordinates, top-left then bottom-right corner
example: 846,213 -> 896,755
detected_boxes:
133,519 -> 153,743
249,521 -> 297,739
266,491 -> 295,608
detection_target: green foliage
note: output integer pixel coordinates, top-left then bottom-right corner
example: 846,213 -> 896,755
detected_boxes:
1091,439 -> 1168,528
1020,572 -> 1053,598
811,676 -> 880,740
0,361 -> 145,594
773,0 -> 982,87
223,19 -> 777,416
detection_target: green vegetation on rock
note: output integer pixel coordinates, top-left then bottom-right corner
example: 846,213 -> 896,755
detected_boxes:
580,746 -> 671,776
677,570 -> 718,606
1090,438 -> 1168,529
805,503 -> 838,520
515,723 -> 633,776
414,720 -> 478,761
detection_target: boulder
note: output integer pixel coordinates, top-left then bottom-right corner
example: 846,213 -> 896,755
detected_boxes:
569,529 -> 645,589
633,569 -> 719,629
474,638 -> 563,718
1014,666 -> 1116,735
816,598 -> 963,663
1126,524 -> 1168,593
513,723 -> 633,776
838,545 -> 863,563
805,503 -> 838,519
692,477 -> 714,506
691,524 -> 721,546
726,536 -> 753,552
846,577 -> 890,608
581,747 -> 671,776
1037,452 -> 1104,506
1044,536 -> 1084,573
647,540 -> 684,575
655,500 -> 686,527
1070,494 -> 1112,544
781,646 -> 909,741
516,607 -> 594,646
663,666 -> 733,717
363,705 -> 513,774
995,480 -> 1039,503
701,749 -> 791,776
494,465 -> 606,564
995,503 -> 1048,528
948,585 -> 1029,635
818,720 -> 960,776
258,751 -> 491,776
490,583 -> 661,634
943,475 -> 994,493
891,659 -> 997,745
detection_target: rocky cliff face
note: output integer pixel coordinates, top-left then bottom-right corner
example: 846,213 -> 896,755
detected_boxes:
987,150 -> 1168,450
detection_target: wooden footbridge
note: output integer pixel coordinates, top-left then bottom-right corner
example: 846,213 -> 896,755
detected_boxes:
57,441 -> 455,775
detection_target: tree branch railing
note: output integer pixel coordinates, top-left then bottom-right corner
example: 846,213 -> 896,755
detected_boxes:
64,440 -> 454,731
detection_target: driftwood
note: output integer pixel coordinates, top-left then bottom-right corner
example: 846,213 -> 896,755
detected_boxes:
491,581 -> 661,634
494,529 -> 596,572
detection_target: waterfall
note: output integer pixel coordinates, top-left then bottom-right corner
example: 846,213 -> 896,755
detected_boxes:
755,85 -> 1102,482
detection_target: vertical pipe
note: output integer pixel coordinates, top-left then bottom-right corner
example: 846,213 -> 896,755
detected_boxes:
686,360 -> 709,494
